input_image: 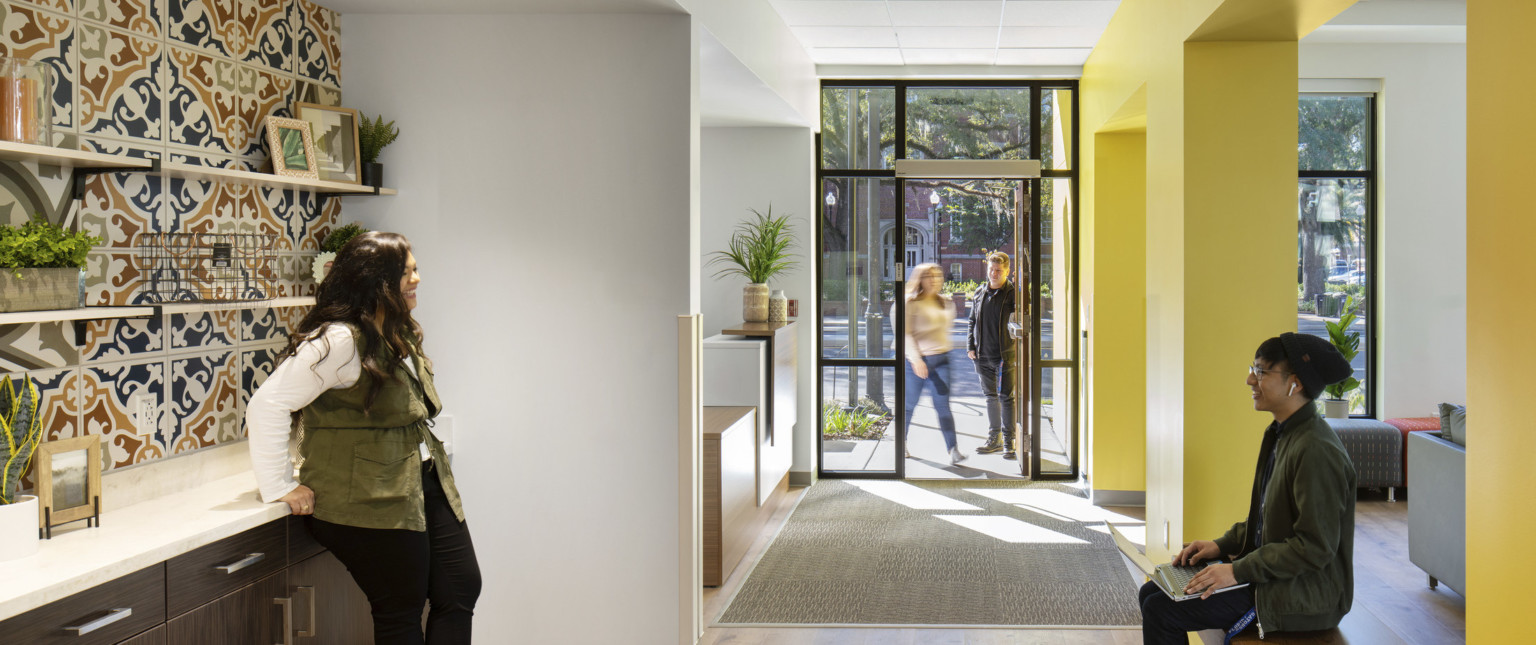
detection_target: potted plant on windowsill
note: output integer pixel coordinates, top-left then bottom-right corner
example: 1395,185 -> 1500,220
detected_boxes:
0,214 -> 101,313
0,375 -> 43,561
708,206 -> 799,323
1321,294 -> 1362,418
358,113 -> 399,189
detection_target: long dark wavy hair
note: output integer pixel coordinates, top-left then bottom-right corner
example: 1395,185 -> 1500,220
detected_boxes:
280,231 -> 424,412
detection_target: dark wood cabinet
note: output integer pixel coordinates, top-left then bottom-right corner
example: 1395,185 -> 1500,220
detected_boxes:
166,519 -> 287,619
117,625 -> 165,645
165,571 -> 287,645
286,550 -> 373,644
0,563 -> 165,645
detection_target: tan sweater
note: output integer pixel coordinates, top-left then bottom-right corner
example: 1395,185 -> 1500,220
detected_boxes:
904,295 -> 955,363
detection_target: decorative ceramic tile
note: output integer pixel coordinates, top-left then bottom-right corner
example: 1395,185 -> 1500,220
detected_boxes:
240,0 -> 288,72
79,0 -> 162,40
241,63 -> 292,158
28,367 -> 81,442
169,350 -> 239,453
14,0 -> 73,15
305,192 -> 339,252
281,304 -> 307,336
81,315 -> 164,363
78,24 -> 163,143
84,251 -> 146,305
0,322 -> 76,371
279,189 -> 318,251
292,0 -> 337,87
0,160 -> 75,227
238,344 -> 275,402
170,177 -> 254,235
0,4 -> 76,131
78,170 -> 162,249
81,136 -> 160,159
167,46 -> 241,154
272,252 -> 304,296
82,359 -> 166,469
168,310 -> 237,349
240,305 -> 278,342
167,0 -> 244,59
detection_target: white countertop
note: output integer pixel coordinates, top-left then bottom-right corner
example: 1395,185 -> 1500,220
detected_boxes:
0,472 -> 288,621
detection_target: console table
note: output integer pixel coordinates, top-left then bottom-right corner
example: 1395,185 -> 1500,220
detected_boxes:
715,321 -> 797,506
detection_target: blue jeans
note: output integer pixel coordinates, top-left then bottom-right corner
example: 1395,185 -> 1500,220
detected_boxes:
904,351 -> 958,451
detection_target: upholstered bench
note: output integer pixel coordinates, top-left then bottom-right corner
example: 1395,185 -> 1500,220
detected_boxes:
1383,416 -> 1440,487
1325,418 -> 1403,501
1198,604 -> 1398,644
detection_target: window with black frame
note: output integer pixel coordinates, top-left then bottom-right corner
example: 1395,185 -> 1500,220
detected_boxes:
1297,94 -> 1374,417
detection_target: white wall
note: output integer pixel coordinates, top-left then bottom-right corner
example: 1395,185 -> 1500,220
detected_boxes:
1299,43 -> 1468,418
341,14 -> 696,643
700,127 -> 815,474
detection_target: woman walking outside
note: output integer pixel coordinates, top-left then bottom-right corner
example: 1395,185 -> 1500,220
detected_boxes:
901,263 -> 966,465
247,232 -> 481,644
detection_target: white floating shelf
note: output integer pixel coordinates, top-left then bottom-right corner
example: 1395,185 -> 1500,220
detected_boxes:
0,140 -> 156,170
159,162 -> 391,195
0,306 -> 154,326
155,296 -> 315,314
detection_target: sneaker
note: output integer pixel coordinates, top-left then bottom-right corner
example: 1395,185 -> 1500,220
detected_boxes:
950,447 -> 968,465
1003,449 -> 1017,460
1003,436 -> 1018,460
976,434 -> 1005,455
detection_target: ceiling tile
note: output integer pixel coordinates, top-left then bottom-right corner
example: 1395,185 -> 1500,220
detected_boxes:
895,26 -> 999,49
887,1 -> 1004,28
1001,0 -> 1120,27
792,26 -> 901,48
900,48 -> 998,65
994,48 -> 1093,66
771,1 -> 892,27
810,47 -> 907,65
998,26 -> 1104,48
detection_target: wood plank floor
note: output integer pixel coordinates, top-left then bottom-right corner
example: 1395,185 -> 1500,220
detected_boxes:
700,487 -> 1464,645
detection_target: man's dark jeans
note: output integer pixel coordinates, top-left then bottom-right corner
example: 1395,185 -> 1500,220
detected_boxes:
973,353 -> 1015,437
1138,580 -> 1254,644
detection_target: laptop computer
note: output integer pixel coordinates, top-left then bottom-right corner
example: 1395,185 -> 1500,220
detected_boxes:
1108,524 -> 1250,602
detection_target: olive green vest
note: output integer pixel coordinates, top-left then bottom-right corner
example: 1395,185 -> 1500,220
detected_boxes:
296,326 -> 464,531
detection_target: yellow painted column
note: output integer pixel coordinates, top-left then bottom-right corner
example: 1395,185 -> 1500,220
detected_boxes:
1467,0 -> 1536,638
1089,130 -> 1148,496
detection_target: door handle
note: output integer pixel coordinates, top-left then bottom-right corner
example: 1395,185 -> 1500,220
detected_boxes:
64,607 -> 132,635
273,596 -> 293,645
296,586 -> 317,637
216,552 -> 265,574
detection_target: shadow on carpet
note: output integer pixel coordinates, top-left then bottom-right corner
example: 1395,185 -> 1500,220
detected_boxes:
716,479 -> 1145,627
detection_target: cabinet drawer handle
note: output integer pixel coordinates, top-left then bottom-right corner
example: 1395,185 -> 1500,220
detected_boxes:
64,607 -> 132,635
215,552 -> 266,574
273,596 -> 293,645
296,586 -> 317,637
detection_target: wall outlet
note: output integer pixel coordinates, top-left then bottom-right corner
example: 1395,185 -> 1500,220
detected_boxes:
130,394 -> 155,436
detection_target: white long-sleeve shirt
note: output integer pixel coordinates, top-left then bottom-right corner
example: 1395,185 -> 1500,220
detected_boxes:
246,324 -> 426,504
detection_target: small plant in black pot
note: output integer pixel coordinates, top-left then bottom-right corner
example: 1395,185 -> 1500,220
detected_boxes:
358,113 -> 399,189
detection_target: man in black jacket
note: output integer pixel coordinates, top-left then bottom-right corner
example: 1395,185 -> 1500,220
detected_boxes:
968,251 -> 1018,459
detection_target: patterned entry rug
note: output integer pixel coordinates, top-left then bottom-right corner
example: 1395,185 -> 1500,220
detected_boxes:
716,479 -> 1144,627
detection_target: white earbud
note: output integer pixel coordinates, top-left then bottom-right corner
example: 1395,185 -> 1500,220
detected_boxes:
1288,383 -> 1297,397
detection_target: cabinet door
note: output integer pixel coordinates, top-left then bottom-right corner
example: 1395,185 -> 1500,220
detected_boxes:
0,563 -> 165,645
117,625 -> 166,645
165,571 -> 286,645
285,551 -> 373,644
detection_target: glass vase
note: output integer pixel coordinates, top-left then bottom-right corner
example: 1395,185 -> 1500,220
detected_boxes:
0,57 -> 52,145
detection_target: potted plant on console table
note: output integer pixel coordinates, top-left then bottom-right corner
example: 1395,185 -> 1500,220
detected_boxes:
1321,294 -> 1362,418
708,206 -> 799,323
0,214 -> 101,313
0,375 -> 43,561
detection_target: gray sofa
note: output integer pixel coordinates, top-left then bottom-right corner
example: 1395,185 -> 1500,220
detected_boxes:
1407,431 -> 1465,596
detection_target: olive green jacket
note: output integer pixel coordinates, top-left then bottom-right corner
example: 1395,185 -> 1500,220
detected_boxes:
1214,404 -> 1356,634
297,328 -> 464,531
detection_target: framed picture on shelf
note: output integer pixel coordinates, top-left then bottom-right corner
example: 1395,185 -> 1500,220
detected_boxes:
264,115 -> 318,179
295,102 -> 361,184
35,434 -> 103,537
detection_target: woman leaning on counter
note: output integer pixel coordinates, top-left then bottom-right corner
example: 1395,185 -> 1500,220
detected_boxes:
246,232 -> 481,645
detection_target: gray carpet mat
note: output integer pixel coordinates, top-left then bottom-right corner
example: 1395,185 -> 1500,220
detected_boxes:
716,479 -> 1144,627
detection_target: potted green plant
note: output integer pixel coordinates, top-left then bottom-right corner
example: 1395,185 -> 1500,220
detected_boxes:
312,222 -> 370,283
0,214 -> 101,313
1321,294 -> 1362,419
357,113 -> 399,189
708,206 -> 799,323
0,375 -> 43,561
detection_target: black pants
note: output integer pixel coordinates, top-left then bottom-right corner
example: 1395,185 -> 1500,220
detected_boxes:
309,460 -> 482,645
1138,580 -> 1254,645
973,353 -> 1015,437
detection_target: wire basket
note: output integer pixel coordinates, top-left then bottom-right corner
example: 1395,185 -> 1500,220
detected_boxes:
136,233 -> 278,303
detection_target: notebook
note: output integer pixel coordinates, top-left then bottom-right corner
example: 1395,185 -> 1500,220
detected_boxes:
1107,524 -> 1250,602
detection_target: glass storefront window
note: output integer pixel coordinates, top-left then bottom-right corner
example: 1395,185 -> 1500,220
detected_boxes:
905,87 -> 1031,160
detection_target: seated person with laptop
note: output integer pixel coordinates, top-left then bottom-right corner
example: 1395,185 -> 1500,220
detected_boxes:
1139,333 -> 1358,644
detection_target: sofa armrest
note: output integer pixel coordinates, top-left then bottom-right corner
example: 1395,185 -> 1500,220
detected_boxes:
1407,431 -> 1465,595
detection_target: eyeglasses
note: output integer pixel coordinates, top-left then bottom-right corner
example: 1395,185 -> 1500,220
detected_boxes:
1248,364 -> 1292,380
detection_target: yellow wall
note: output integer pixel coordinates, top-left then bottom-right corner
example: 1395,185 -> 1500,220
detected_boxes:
1467,0 -> 1536,639
1080,0 -> 1353,559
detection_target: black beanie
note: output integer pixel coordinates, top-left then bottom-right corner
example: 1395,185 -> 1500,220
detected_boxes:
1277,332 -> 1353,399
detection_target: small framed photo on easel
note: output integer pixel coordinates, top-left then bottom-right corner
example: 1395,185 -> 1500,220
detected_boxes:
264,115 -> 319,179
36,434 -> 102,538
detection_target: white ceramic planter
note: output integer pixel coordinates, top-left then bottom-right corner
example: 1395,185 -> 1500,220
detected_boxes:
0,495 -> 39,561
1324,399 -> 1351,419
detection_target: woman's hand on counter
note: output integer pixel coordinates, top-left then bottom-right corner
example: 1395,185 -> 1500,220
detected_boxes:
278,485 -> 316,515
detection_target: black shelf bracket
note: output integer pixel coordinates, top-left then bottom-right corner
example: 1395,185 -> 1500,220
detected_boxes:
70,157 -> 161,201
316,184 -> 382,206
71,304 -> 162,346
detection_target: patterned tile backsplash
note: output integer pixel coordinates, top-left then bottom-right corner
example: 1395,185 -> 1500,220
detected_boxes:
0,0 -> 341,474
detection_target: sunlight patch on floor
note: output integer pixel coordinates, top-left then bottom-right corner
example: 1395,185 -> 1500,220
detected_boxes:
964,488 -> 1142,524
934,514 -> 1091,544
847,480 -> 985,511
